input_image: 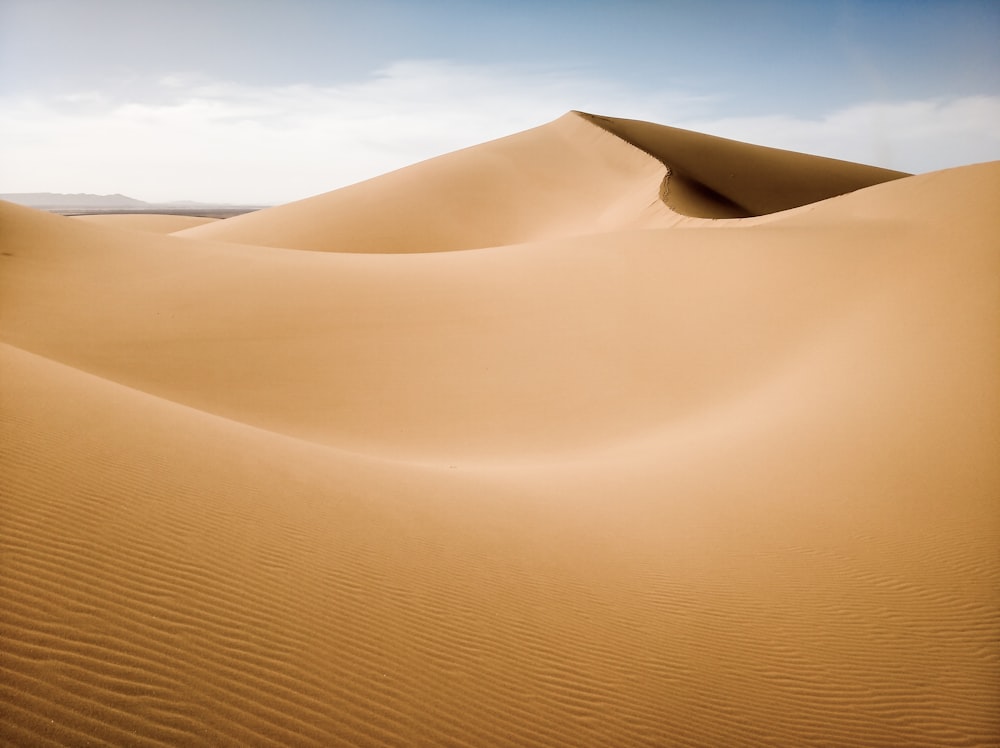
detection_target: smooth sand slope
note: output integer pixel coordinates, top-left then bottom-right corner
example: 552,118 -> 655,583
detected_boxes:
71,213 -> 219,233
1,113 -> 998,746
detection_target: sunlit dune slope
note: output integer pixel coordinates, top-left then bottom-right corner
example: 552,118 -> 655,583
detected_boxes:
1,111 -> 998,747
175,112 -> 673,252
1,163 -> 996,460
177,111 -> 908,248
577,111 -> 909,217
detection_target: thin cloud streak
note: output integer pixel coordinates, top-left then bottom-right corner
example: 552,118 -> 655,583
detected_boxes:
1,61 -> 996,204
683,96 -> 1000,174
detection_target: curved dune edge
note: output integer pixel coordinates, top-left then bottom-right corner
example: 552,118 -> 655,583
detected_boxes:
71,213 -> 220,233
2,163 -> 996,461
0,201 -> 912,459
2,108 -> 999,746
575,111 -> 910,218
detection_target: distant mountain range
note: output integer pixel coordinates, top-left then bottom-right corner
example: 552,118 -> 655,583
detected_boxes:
0,192 -> 261,212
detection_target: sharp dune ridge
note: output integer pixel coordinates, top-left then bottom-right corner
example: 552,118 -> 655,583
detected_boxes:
575,111 -> 910,218
1,112 -> 998,746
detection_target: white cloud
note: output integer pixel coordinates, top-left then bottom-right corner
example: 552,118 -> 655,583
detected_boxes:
0,61 -> 708,204
1,61 -> 997,203
679,96 -> 1000,174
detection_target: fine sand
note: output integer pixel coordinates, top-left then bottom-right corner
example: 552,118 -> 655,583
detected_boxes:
1,112 -> 997,746
70,213 -> 220,233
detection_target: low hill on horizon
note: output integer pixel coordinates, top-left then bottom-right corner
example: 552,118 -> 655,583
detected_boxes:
2,192 -> 152,211
0,192 -> 265,215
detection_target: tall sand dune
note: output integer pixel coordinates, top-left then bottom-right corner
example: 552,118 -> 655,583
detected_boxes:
2,113 -> 998,746
174,112 -> 674,253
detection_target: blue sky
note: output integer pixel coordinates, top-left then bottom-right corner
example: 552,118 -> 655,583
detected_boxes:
1,0 -> 997,203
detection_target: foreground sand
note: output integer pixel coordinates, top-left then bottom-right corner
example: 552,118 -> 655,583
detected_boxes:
1,112 -> 997,746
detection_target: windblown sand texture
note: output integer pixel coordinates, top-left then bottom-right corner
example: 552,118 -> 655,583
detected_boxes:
2,112 -> 998,746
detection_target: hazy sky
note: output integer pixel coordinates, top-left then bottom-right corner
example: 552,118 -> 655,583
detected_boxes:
1,0 -> 998,203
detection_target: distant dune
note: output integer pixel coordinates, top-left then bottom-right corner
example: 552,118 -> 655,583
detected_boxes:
71,213 -> 220,233
1,191 -> 153,211
1,192 -> 262,218
2,112 -> 997,746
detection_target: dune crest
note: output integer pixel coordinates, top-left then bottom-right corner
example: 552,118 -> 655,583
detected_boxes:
2,114 -> 998,746
176,112 -> 675,252
576,111 -> 910,218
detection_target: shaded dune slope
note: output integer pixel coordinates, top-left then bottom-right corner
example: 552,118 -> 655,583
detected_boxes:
2,112 -> 998,746
577,111 -> 909,218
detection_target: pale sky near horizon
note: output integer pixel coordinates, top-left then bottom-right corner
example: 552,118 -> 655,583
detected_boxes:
1,0 -> 998,204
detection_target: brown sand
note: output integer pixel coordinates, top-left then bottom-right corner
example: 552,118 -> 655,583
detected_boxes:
1,112 -> 998,746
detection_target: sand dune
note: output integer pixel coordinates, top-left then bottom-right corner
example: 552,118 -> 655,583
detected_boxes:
577,112 -> 909,217
175,112 -> 674,253
2,113 -> 998,746
71,213 -> 219,233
